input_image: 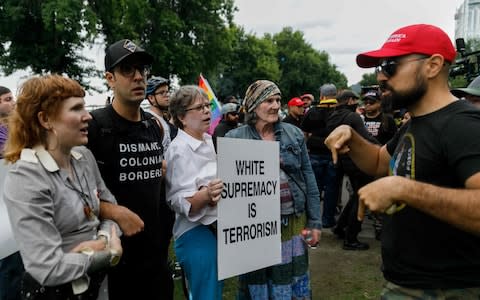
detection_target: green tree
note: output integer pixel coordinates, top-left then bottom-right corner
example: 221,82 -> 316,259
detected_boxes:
88,0 -> 236,84
273,27 -> 347,102
359,72 -> 378,87
0,0 -> 99,89
214,25 -> 281,100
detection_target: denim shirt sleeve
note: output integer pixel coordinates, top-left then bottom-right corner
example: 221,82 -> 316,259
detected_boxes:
298,135 -> 322,229
279,123 -> 321,230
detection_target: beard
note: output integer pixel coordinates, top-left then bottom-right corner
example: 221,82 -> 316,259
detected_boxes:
380,74 -> 427,110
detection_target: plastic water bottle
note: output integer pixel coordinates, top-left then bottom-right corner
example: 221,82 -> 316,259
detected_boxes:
301,229 -> 317,249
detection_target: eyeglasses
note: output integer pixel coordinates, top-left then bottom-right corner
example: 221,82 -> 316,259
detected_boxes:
375,56 -> 429,78
154,90 -> 169,96
185,102 -> 212,112
117,63 -> 151,78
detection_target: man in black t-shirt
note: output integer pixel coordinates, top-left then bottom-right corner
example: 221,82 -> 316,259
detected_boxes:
301,84 -> 339,228
325,24 -> 480,297
329,90 -> 377,250
88,39 -> 175,300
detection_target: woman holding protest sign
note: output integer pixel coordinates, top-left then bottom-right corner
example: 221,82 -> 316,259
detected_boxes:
3,75 -> 122,300
165,85 -> 224,300
226,80 -> 321,299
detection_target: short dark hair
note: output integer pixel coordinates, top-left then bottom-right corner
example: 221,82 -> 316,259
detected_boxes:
337,90 -> 359,103
0,86 -> 11,97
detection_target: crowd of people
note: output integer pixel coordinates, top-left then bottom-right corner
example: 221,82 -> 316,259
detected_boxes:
1,23 -> 480,300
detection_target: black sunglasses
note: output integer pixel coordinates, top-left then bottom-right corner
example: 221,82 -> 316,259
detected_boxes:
375,56 -> 428,78
117,63 -> 151,78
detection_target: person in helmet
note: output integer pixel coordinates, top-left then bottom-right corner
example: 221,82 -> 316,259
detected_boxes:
146,76 -> 178,151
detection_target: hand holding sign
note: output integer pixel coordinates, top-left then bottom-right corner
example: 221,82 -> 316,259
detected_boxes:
208,178 -> 224,203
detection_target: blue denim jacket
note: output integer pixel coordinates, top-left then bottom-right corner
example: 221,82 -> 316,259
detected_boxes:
225,122 -> 322,229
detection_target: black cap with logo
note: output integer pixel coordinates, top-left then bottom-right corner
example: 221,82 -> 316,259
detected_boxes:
105,39 -> 153,71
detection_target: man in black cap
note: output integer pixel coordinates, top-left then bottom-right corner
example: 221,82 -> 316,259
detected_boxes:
87,39 -> 175,299
329,90 -> 376,250
363,90 -> 397,145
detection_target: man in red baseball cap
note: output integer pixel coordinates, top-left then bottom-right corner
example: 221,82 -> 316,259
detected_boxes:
283,97 -> 305,128
325,24 -> 480,298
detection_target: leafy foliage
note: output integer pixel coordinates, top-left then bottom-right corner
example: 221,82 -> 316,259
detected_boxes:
0,1 -> 349,98
273,28 -> 347,102
88,0 -> 236,83
0,0 -> 100,89
214,25 -> 281,100
359,72 -> 378,87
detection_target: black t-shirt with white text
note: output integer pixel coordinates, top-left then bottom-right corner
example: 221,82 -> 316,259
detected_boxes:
87,105 -> 174,266
364,113 -> 397,145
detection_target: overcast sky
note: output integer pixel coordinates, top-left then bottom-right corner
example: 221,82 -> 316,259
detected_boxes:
1,0 -> 466,105
234,0 -> 465,84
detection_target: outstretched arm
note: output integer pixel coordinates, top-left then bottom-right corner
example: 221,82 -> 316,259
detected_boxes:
324,125 -> 390,177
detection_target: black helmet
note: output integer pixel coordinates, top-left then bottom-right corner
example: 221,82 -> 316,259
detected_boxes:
146,76 -> 170,96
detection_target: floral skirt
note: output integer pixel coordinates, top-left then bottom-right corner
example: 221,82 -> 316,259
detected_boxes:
238,214 -> 311,300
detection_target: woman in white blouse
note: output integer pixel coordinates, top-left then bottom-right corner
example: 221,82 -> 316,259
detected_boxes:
165,85 -> 224,300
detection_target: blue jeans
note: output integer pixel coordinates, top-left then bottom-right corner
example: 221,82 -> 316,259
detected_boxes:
0,251 -> 24,300
309,154 -> 339,227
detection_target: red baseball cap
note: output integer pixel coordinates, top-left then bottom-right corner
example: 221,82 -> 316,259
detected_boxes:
288,97 -> 305,107
356,24 -> 456,68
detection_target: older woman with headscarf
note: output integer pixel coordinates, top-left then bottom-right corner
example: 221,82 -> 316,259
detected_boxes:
226,80 -> 321,299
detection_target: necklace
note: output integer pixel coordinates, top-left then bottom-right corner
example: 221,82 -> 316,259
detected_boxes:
66,162 -> 96,221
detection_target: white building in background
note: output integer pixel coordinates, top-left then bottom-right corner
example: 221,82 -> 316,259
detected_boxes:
455,0 -> 480,40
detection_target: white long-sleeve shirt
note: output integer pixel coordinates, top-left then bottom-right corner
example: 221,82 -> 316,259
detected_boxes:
165,129 -> 217,239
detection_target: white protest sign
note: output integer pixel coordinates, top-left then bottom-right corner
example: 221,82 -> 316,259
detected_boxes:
217,137 -> 281,280
0,160 -> 19,259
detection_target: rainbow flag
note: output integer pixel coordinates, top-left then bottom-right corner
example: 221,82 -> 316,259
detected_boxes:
198,74 -> 222,135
